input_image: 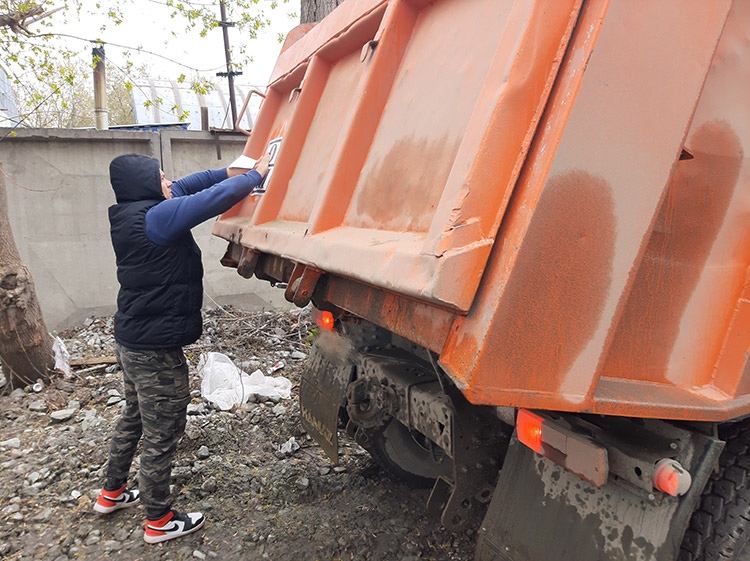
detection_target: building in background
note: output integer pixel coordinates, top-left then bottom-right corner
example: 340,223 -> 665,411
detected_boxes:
129,79 -> 261,131
0,67 -> 20,127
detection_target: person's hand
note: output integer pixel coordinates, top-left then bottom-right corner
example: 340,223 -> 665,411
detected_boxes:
252,153 -> 271,178
227,154 -> 257,177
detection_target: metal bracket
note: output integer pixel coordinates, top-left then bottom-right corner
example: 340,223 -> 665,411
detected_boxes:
426,389 -> 509,532
284,264 -> 322,307
219,241 -> 243,268
236,247 -> 260,279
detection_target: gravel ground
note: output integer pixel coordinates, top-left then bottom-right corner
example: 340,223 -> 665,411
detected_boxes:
0,307 -> 476,560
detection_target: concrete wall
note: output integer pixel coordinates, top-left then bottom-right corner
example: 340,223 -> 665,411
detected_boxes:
0,127 -> 290,331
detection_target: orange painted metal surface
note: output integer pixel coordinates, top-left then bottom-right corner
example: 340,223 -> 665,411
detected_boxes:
214,0 -> 750,421
213,0 -> 584,311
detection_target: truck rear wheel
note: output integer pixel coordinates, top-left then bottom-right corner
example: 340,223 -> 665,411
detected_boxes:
367,418 -> 453,488
680,419 -> 750,560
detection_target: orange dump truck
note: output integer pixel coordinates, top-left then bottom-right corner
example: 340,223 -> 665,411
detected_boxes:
213,1 -> 750,559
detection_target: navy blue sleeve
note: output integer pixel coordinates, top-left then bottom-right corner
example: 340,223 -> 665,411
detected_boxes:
169,168 -> 228,197
145,170 -> 263,245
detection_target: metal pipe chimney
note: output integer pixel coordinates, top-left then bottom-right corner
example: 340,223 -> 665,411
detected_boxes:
92,46 -> 109,130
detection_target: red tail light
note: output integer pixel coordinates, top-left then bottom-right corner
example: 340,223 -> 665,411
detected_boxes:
312,309 -> 335,331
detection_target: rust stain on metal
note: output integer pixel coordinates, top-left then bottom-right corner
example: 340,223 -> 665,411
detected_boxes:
484,171 -> 615,393
602,122 -> 743,385
350,136 -> 460,233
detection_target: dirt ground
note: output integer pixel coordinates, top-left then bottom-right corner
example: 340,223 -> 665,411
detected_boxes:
0,307 -> 477,561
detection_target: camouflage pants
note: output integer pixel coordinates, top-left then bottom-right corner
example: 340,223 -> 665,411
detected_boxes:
104,343 -> 190,519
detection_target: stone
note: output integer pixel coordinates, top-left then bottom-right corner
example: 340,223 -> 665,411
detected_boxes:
291,350 -> 307,360
187,403 -> 206,415
50,409 -> 77,422
279,437 -> 299,456
197,445 -> 210,459
201,476 -> 217,492
193,551 -> 207,560
81,415 -> 103,432
240,359 -> 262,371
84,530 -> 101,546
172,466 -> 193,481
21,483 -> 44,497
2,503 -> 20,515
184,422 -> 204,440
28,400 -> 47,412
106,396 -> 122,406
31,507 -> 53,522
0,437 -> 21,448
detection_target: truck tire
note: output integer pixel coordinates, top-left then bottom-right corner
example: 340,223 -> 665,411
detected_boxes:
680,419 -> 750,561
367,418 -> 452,488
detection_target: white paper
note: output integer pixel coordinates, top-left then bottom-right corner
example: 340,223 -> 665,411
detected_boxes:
228,154 -> 257,170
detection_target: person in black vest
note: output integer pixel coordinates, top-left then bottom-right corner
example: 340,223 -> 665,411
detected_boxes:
95,152 -> 269,544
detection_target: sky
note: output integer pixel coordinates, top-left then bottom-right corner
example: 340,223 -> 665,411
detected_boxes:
48,0 -> 302,90
34,0 -> 303,128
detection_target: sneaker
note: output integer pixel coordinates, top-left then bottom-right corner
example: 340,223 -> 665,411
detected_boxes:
143,510 -> 205,544
94,485 -> 140,514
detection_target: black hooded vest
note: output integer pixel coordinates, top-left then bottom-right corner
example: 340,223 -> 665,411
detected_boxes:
108,154 -> 203,350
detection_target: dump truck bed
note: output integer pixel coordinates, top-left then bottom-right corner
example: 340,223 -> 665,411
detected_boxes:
213,0 -> 750,421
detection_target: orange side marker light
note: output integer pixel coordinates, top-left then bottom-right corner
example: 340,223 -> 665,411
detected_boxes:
517,409 -> 544,454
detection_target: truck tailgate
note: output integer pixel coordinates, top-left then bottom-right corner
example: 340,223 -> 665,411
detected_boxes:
213,0 -> 583,312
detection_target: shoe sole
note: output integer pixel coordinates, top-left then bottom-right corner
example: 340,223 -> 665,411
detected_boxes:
143,518 -> 205,544
94,498 -> 140,514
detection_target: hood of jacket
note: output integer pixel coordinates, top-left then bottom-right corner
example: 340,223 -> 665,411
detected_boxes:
109,154 -> 163,203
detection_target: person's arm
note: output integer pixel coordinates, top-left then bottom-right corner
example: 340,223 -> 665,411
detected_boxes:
170,153 -> 267,196
145,170 -> 263,245
169,168 -> 228,197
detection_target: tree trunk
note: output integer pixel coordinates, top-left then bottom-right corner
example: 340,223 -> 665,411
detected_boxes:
300,0 -> 344,24
0,164 -> 54,389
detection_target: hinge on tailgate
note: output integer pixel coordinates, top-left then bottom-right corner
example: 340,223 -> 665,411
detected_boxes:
284,263 -> 322,307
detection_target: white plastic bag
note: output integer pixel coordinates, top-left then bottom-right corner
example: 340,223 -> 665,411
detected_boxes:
52,337 -> 72,378
199,352 -> 292,410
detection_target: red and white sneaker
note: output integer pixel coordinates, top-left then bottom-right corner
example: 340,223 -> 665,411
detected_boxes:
94,485 -> 140,514
143,510 -> 205,544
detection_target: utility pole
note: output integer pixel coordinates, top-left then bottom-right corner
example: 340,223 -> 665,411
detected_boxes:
217,0 -> 242,129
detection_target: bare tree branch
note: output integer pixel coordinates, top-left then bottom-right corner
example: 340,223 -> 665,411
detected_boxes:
0,6 -> 62,36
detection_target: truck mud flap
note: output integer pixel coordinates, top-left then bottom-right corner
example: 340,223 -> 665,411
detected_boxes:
299,336 -> 355,464
476,431 -> 723,561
